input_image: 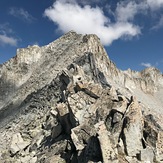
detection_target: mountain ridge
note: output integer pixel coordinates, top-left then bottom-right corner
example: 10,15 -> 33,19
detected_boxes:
0,31 -> 162,162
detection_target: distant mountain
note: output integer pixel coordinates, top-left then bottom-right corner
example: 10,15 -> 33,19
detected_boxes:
0,31 -> 162,163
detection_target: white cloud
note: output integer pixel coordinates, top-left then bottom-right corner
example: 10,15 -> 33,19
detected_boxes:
44,1 -> 140,45
58,0 -> 101,5
115,0 -> 163,26
141,62 -> 152,68
9,7 -> 35,23
147,0 -> 163,9
0,23 -> 13,35
116,2 -> 137,22
151,16 -> 163,30
44,0 -> 163,45
0,34 -> 17,46
115,1 -> 147,22
0,23 -> 18,46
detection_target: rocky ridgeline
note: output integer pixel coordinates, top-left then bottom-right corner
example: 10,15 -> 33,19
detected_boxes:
0,31 -> 163,163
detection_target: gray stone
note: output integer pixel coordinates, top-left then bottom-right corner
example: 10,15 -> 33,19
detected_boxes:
10,133 -> 30,155
113,112 -> 123,123
123,99 -> 144,156
95,121 -> 118,162
140,147 -> 154,162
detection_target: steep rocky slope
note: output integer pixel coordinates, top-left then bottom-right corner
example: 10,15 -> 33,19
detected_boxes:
0,31 -> 162,163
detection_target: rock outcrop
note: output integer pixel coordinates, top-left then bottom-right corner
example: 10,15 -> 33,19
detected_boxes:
0,31 -> 163,163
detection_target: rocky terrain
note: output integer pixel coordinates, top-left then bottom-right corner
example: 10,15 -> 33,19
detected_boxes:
0,31 -> 163,163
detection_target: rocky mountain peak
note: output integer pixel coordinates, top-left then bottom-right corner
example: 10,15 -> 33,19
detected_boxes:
0,31 -> 163,163
141,67 -> 163,84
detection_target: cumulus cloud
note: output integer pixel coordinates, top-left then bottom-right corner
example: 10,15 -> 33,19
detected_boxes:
141,62 -> 152,68
9,7 -> 35,23
44,0 -> 163,45
44,1 -> 140,45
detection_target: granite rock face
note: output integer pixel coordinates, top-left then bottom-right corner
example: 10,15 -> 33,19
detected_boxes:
0,31 -> 163,163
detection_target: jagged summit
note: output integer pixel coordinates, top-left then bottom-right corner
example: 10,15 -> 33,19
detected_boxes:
141,67 -> 162,79
0,31 -> 110,109
0,31 -> 163,162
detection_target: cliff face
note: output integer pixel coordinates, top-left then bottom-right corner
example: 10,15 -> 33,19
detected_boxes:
0,31 -> 163,163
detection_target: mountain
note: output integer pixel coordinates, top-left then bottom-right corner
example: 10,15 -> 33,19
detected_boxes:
0,31 -> 162,163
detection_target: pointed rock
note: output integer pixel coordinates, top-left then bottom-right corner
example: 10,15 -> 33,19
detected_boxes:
123,98 -> 144,156
109,86 -> 118,101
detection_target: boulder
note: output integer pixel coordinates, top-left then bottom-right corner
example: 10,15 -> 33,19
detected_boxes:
123,97 -> 144,156
71,125 -> 96,151
95,121 -> 118,163
10,133 -> 30,155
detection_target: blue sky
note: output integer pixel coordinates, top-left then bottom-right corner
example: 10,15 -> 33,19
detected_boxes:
0,0 -> 163,72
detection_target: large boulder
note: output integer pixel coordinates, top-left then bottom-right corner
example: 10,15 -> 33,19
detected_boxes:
10,133 -> 30,155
